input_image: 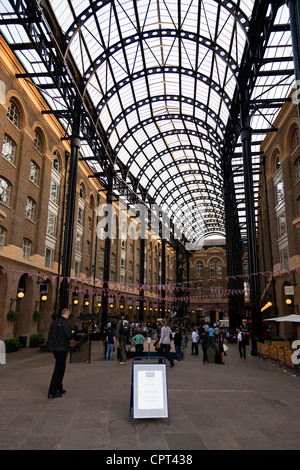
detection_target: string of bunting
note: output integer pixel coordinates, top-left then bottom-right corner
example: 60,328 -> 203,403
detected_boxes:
67,287 -> 248,301
1,266 -> 298,294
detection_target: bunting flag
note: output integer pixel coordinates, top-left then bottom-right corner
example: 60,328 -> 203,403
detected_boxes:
1,266 -> 299,292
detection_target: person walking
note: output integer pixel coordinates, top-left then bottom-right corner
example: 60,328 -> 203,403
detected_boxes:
105,327 -> 116,360
191,326 -> 199,355
159,320 -> 175,367
115,312 -> 131,364
46,308 -> 72,398
237,328 -> 247,358
174,327 -> 183,361
201,332 -> 209,364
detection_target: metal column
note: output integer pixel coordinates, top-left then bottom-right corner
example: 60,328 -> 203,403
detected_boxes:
102,172 -> 113,329
240,106 -> 262,352
59,109 -> 81,313
287,0 -> 300,124
161,237 -> 166,318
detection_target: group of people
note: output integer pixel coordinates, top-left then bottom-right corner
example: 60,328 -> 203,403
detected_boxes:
45,309 -> 249,399
104,314 -> 180,367
190,322 -> 249,365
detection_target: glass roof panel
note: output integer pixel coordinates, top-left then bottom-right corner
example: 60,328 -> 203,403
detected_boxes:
0,0 -> 295,246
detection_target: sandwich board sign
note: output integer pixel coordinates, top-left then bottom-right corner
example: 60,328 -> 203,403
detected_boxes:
131,357 -> 169,425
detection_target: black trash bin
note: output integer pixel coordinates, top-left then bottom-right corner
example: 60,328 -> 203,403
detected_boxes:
18,336 -> 27,348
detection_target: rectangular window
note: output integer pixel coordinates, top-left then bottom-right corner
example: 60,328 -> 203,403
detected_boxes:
86,240 -> 90,256
75,260 -> 80,278
296,158 -> 300,184
78,206 -> 84,226
0,226 -> 6,250
49,180 -> 59,205
277,213 -> 287,238
280,247 -> 289,270
76,233 -> 82,252
274,179 -> 284,206
45,247 -> 54,268
22,238 -> 31,260
47,211 -> 57,237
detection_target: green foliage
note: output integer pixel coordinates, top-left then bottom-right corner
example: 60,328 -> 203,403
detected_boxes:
6,309 -> 18,322
33,310 -> 41,321
4,337 -> 21,353
51,312 -> 58,321
270,334 -> 286,342
29,334 -> 45,348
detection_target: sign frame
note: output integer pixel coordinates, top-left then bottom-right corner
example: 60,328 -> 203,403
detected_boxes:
130,357 -> 169,425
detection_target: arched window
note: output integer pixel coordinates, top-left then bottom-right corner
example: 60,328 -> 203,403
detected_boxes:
7,100 -> 20,128
209,258 -> 222,278
29,160 -> 40,185
2,134 -> 16,164
0,177 -> 11,206
33,130 -> 42,153
79,182 -> 85,199
25,197 -> 36,221
291,128 -> 300,154
0,226 -> 6,250
274,150 -> 281,173
273,150 -> 284,206
53,151 -> 61,172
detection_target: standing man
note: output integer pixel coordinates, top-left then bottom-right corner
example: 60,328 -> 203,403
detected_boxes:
174,327 -> 183,361
115,312 -> 131,364
46,308 -> 72,398
237,328 -> 247,359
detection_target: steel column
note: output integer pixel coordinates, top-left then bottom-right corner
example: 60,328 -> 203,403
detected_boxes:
101,172 -> 113,329
287,0 -> 300,124
240,106 -> 262,352
59,109 -> 81,313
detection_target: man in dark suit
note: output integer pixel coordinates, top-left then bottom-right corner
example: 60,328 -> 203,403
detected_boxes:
46,308 -> 72,398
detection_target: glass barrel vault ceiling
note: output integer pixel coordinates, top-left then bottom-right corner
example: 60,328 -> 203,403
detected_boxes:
0,0 -> 296,249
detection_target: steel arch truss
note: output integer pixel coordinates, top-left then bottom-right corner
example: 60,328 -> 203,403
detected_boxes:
0,0 -> 295,247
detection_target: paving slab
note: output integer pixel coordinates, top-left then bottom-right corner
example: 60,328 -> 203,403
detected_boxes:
1,341 -> 300,452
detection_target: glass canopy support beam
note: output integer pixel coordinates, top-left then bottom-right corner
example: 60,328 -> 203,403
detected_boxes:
240,100 -> 262,353
101,171 -> 113,330
287,0 -> 300,124
223,162 -> 244,330
161,238 -> 166,319
59,107 -> 82,312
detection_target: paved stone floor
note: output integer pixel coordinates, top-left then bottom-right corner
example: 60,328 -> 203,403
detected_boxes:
1,340 -> 300,451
